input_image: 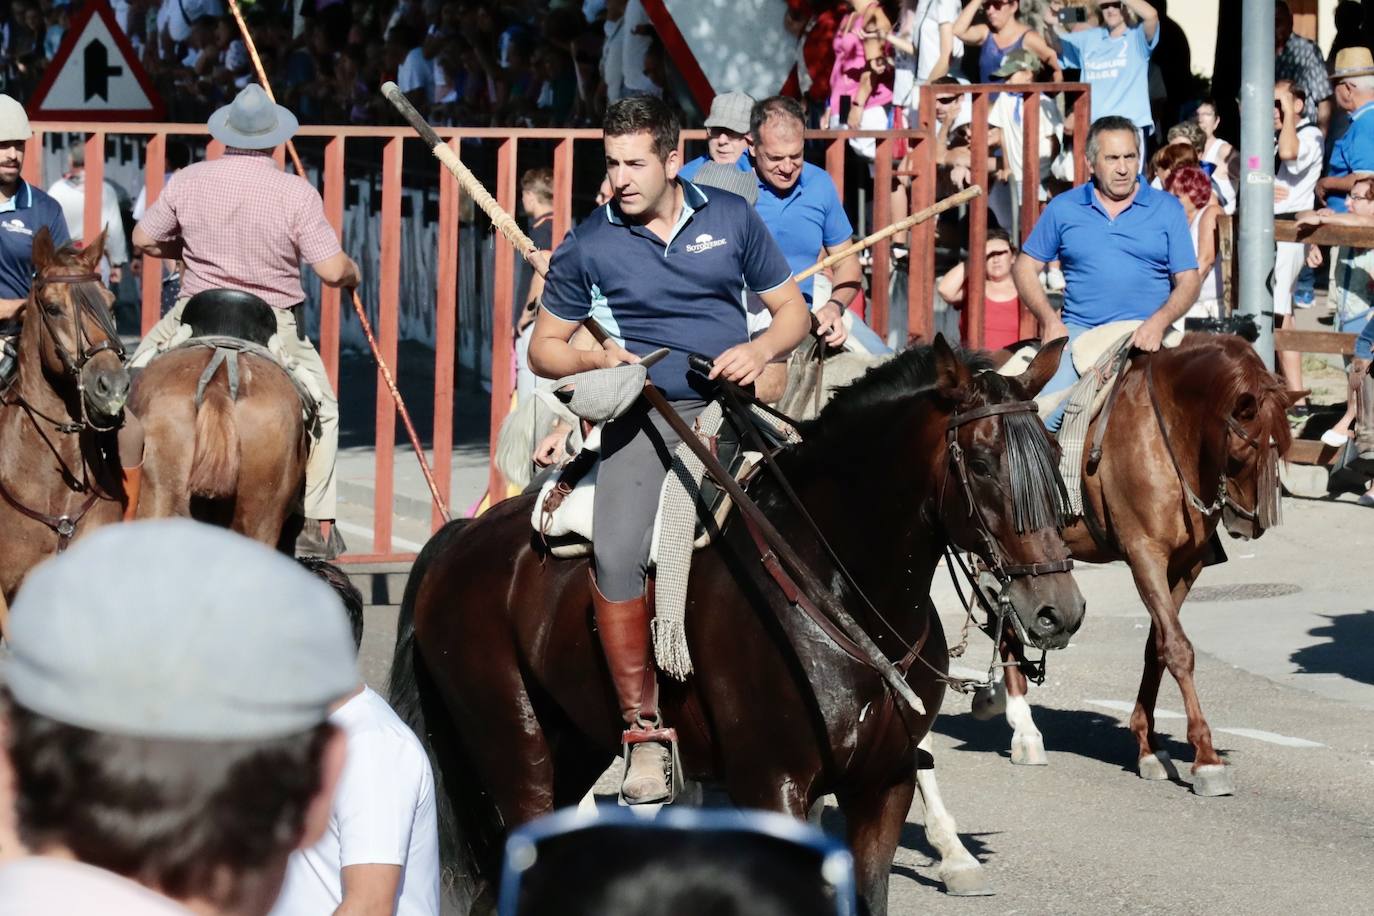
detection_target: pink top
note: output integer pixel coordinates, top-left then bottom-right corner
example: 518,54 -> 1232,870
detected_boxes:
138,150 -> 343,309
830,14 -> 893,116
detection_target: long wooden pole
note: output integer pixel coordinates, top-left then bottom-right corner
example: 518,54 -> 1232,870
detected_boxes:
226,0 -> 450,523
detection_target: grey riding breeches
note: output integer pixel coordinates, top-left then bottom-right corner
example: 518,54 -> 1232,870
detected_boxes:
592,399 -> 706,602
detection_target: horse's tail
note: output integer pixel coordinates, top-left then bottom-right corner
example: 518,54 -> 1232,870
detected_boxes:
187,380 -> 240,500
389,517 -> 501,908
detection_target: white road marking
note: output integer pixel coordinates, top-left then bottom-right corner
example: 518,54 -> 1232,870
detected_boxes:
1215,727 -> 1325,749
1086,700 -> 1324,748
1086,699 -> 1184,719
335,520 -> 425,553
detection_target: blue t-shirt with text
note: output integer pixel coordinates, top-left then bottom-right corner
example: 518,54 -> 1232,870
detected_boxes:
1059,24 -> 1158,129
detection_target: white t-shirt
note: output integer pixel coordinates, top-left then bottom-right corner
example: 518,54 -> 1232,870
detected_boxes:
621,0 -> 660,96
988,91 -> 1061,183
397,47 -> 437,103
269,687 -> 440,916
1274,121 -> 1323,215
156,0 -> 224,45
915,0 -> 963,82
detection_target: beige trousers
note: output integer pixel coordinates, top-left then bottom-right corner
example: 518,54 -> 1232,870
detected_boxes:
130,298 -> 338,520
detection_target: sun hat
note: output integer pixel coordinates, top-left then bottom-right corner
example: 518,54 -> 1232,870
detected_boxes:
0,94 -> 31,143
2,519 -> 359,741
992,48 -> 1041,79
1332,47 -> 1374,80
704,90 -> 755,135
208,83 -> 300,150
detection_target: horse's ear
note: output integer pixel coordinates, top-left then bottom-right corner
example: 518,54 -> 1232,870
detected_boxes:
31,227 -> 54,272
1015,336 -> 1068,398
932,333 -> 971,401
79,228 -> 107,272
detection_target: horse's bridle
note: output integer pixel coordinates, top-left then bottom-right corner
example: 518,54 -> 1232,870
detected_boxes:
0,271 -> 123,550
26,270 -> 126,433
1145,359 -> 1270,525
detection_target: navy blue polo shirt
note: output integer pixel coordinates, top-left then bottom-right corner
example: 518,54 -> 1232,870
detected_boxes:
752,162 -> 852,305
0,181 -> 71,299
542,179 -> 792,400
1022,178 -> 1196,327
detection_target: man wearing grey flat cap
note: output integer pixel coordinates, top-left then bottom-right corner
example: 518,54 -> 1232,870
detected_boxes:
678,90 -> 755,181
129,84 -> 361,559
0,519 -> 358,915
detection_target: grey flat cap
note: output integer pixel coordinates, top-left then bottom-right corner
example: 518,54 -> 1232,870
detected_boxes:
692,161 -> 759,205
4,520 -> 358,741
704,90 -> 754,135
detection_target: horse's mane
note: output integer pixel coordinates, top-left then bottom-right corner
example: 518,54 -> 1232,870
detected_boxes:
808,344 -> 997,429
1171,334 -> 1292,456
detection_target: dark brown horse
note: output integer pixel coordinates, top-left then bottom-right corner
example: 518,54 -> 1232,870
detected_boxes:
971,334 -> 1292,796
389,338 -> 1086,914
0,229 -> 131,611
129,294 -> 306,547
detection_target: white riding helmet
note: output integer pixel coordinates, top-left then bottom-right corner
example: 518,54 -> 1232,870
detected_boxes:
0,94 -> 31,143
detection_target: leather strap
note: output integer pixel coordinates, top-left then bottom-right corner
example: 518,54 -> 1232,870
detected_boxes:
945,400 -> 1039,429
0,475 -> 100,552
1087,344 -> 1134,471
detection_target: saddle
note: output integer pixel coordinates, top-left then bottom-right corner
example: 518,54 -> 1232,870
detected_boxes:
166,289 -> 317,421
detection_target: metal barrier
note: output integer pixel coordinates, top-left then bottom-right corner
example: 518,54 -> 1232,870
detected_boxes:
911,82 -> 1092,346
27,94 -> 1091,560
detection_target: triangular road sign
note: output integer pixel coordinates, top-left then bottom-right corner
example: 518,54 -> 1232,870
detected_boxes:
27,0 -> 165,121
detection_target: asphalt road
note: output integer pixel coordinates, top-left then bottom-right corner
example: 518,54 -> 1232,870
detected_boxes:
356,491 -> 1374,915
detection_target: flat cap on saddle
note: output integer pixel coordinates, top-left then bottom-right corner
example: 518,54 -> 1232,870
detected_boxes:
1,520 -> 358,740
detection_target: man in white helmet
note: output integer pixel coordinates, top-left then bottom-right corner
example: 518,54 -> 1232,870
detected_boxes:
0,94 -> 74,385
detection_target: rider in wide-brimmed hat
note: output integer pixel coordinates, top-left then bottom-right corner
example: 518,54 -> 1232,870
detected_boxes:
129,85 -> 361,559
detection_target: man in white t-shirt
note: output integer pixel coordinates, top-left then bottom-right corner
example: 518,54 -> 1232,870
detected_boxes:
271,561 -> 441,916
620,0 -> 661,97
1273,79 -> 1323,406
987,49 -> 1061,238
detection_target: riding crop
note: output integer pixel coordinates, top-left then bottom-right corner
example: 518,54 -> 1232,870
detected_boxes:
227,0 -> 451,523
382,84 -> 931,718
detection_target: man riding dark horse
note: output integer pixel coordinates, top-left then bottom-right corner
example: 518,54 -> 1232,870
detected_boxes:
528,96 -> 811,803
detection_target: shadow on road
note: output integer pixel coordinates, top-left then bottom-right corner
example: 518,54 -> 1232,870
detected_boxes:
818,805 -> 999,888
1291,610 -> 1374,686
935,708 -> 1212,775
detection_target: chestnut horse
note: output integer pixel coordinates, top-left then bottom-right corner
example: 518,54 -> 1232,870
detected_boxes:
388,339 -> 1086,914
129,294 -> 306,547
0,229 -> 131,617
967,334 -> 1292,796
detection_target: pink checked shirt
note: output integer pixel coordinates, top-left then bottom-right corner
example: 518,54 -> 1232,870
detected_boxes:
137,150 -> 342,309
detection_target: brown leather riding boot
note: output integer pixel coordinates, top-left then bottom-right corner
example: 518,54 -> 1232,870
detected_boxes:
589,572 -> 675,804
120,465 -> 142,522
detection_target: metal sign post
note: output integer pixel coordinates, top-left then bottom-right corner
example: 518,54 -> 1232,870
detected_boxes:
1238,0 -> 1276,369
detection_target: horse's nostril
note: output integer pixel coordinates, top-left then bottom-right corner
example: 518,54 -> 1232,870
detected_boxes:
1036,607 -> 1060,632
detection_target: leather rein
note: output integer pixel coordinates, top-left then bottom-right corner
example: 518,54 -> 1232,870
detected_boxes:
0,271 -> 123,551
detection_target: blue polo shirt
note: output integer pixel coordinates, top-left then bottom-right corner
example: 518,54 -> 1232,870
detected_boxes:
0,181 -> 70,299
1023,178 -> 1197,327
542,179 -> 792,400
752,162 -> 852,305
1327,100 -> 1374,213
679,151 -> 752,181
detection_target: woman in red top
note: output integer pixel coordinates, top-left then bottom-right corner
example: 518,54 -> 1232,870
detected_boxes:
937,228 -> 1023,350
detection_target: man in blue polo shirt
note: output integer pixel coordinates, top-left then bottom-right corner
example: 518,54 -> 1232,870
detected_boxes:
1317,48 -> 1374,213
530,95 -> 808,805
0,94 -> 72,384
678,90 -> 755,182
1014,115 -> 1199,432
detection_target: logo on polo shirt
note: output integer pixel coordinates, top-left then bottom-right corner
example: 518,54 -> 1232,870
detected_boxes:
685,232 -> 727,254
0,218 -> 31,236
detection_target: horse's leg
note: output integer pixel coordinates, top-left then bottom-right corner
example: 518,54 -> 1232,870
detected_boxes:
1000,636 -> 1047,766
1126,554 -> 1231,795
838,772 -> 917,916
913,734 -> 991,896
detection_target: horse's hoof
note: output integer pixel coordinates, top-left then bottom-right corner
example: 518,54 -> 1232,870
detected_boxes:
942,864 -> 994,897
971,683 -> 1005,720
1137,750 -> 1179,781
1191,764 -> 1234,797
1010,733 -> 1048,766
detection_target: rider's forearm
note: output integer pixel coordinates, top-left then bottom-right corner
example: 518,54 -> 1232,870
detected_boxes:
1151,271 -> 1202,325
528,336 -> 604,378
1013,255 -> 1056,325
755,299 -> 811,362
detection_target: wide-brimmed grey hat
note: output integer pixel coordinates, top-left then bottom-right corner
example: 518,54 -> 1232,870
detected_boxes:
704,90 -> 755,135
208,83 -> 299,150
2,520 -> 358,741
